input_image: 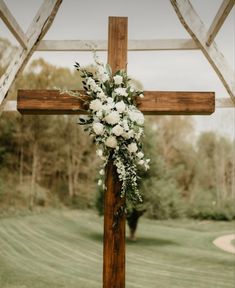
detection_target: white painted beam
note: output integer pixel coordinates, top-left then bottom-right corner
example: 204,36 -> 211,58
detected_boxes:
170,0 -> 235,105
0,0 -> 62,109
215,98 -> 235,108
207,0 -> 235,46
0,0 -> 28,48
37,39 -> 199,51
3,100 -> 17,111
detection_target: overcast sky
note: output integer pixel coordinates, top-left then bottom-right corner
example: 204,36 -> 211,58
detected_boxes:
1,0 -> 234,139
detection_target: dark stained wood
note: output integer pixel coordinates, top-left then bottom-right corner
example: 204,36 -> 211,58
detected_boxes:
17,89 -> 88,115
103,158 -> 125,288
17,90 -> 215,115
16,16 -> 216,288
136,91 -> 215,115
103,16 -> 127,288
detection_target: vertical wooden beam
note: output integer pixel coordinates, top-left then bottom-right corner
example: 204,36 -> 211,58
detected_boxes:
103,17 -> 127,288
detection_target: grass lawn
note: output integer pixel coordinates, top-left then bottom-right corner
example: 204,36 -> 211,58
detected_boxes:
0,209 -> 234,288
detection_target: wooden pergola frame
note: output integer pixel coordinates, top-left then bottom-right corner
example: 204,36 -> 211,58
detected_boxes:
0,0 -> 235,112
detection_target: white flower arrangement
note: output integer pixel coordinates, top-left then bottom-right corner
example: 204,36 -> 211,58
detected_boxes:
74,56 -> 150,204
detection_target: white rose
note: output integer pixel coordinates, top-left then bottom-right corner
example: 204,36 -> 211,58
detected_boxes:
112,125 -> 124,136
114,87 -> 128,97
127,143 -> 138,153
97,91 -> 107,100
93,122 -> 104,135
97,67 -> 109,82
87,77 -> 100,92
106,97 -> 115,109
107,97 -> 114,104
122,132 -> 129,139
96,149 -> 103,157
129,110 -> 144,125
105,136 -> 117,148
105,111 -> 120,125
99,169 -> 105,175
113,75 -> 123,85
90,99 -> 103,111
136,112 -> 144,125
115,101 -> 126,113
137,152 -> 144,159
96,110 -> 103,119
127,130 -> 134,138
122,119 -> 129,131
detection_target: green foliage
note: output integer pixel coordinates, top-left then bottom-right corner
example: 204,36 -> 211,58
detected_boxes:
0,39 -> 234,221
0,210 -> 234,288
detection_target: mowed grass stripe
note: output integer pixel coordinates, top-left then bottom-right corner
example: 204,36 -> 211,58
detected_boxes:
13,220 -> 102,264
0,220 -> 102,278
0,221 -> 102,286
0,210 -> 234,288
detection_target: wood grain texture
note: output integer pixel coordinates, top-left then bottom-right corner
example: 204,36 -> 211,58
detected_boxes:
17,90 -> 215,115
206,0 -> 235,46
37,39 -> 198,51
170,0 -> 235,104
103,159 -> 125,288
103,16 -> 127,288
0,0 -> 27,48
0,0 -> 62,109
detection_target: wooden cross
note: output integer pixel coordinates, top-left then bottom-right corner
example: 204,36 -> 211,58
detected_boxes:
17,17 -> 215,288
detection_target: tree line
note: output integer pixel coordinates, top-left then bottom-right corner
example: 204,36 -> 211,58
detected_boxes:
0,45 -> 234,226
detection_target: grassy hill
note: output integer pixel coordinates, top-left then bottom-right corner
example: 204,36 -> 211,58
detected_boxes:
0,210 -> 234,288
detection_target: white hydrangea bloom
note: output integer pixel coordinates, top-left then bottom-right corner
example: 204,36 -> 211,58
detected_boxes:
106,97 -> 115,109
105,111 -> 120,125
96,110 -> 103,119
105,136 -> 117,148
115,101 -> 126,113
137,152 -> 144,159
127,130 -> 134,138
127,143 -> 138,153
122,119 -> 129,131
97,91 -> 107,101
90,99 -> 103,111
113,75 -> 123,85
129,109 -> 145,125
93,122 -> 104,135
107,97 -> 114,104
114,87 -> 128,97
112,125 -> 124,136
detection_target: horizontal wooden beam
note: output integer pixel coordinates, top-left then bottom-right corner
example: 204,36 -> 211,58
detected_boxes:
17,90 -> 215,115
0,0 -> 28,48
6,97 -> 233,113
206,0 -> 235,46
37,39 -> 199,51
